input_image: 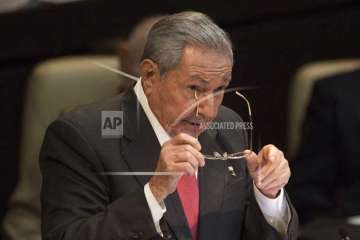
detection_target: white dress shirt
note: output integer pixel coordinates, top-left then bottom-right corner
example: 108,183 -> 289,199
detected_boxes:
134,80 -> 291,235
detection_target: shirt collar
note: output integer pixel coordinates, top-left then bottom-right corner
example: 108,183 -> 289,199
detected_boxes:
134,79 -> 171,146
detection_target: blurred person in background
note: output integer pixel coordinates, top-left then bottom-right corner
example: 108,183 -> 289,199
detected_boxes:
116,15 -> 165,92
1,15 -> 163,240
289,70 -> 360,239
0,0 -> 31,13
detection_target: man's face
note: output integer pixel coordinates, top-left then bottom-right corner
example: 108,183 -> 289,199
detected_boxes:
141,45 -> 232,138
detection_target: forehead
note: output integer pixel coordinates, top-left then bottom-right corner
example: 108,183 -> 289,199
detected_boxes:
178,45 -> 232,80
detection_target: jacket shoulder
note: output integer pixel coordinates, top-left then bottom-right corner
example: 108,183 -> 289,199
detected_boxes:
217,105 -> 244,122
50,93 -> 127,146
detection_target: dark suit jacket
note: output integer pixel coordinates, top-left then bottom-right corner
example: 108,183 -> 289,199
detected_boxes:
289,70 -> 360,224
40,88 -> 298,240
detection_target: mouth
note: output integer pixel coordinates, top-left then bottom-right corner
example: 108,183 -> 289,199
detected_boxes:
183,119 -> 202,128
183,119 -> 201,127
168,119 -> 206,137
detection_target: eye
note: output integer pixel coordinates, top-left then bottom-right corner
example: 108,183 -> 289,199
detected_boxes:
189,85 -> 197,91
214,85 -> 226,93
189,85 -> 203,92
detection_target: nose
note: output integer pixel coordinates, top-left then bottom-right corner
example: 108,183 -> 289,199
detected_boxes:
197,93 -> 218,120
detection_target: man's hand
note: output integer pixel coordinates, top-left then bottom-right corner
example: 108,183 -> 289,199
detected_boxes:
149,133 -> 205,202
245,145 -> 291,198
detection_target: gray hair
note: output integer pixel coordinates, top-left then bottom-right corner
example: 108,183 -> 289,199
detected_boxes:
141,11 -> 233,75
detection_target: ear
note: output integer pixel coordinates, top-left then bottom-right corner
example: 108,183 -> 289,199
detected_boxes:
139,59 -> 160,96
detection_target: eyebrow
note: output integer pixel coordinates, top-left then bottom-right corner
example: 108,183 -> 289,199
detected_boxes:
190,74 -> 231,84
191,75 -> 209,84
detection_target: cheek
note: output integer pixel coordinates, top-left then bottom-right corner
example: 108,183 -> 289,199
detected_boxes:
170,98 -> 193,121
157,89 -> 187,122
216,92 -> 225,103
212,94 -> 224,114
166,100 -> 196,134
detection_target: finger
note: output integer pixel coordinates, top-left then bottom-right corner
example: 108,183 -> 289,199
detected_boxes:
244,150 -> 259,173
182,144 -> 205,167
175,162 -> 196,176
258,153 -> 283,182
173,149 -> 199,171
257,149 -> 265,184
263,188 -> 281,199
259,158 -> 288,188
262,181 -> 286,196
261,168 -> 290,190
262,144 -> 280,163
266,180 -> 288,193
170,133 -> 202,151
258,156 -> 276,176
265,182 -> 286,194
259,171 -> 281,190
257,164 -> 277,187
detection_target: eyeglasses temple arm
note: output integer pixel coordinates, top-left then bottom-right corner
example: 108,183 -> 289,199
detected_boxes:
235,91 -> 253,151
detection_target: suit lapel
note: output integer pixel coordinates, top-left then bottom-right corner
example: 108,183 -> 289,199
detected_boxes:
120,88 -> 160,186
198,131 -> 227,240
163,192 -> 193,240
119,89 -> 190,239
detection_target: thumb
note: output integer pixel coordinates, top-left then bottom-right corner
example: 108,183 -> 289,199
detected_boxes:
244,150 -> 259,173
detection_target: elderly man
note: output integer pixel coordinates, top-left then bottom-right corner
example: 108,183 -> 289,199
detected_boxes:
40,11 -> 298,240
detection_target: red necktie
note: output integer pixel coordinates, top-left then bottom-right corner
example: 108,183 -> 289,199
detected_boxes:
177,174 -> 199,240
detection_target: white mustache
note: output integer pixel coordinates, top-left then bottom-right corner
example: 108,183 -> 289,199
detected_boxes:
184,117 -> 208,125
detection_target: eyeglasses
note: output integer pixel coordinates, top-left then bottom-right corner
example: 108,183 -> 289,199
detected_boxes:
193,89 -> 253,161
